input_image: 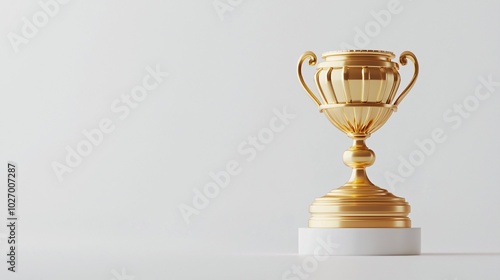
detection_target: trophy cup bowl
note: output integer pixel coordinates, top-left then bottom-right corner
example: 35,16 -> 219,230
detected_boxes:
297,50 -> 421,255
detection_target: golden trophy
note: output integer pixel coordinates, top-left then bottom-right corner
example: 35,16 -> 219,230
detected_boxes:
297,50 -> 421,255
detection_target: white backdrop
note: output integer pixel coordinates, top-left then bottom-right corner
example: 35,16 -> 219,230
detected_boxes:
0,0 -> 499,279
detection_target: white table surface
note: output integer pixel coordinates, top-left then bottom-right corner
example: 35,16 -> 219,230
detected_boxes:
2,251 -> 499,280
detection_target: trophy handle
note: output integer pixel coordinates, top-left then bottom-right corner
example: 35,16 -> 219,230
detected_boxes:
297,51 -> 322,107
393,51 -> 419,106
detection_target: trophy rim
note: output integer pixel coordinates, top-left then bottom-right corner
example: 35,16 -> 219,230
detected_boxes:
322,49 -> 395,58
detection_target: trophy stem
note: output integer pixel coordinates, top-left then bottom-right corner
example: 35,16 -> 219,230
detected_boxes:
346,168 -> 374,187
343,137 -> 376,187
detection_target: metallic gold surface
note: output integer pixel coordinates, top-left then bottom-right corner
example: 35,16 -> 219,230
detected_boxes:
297,50 -> 419,228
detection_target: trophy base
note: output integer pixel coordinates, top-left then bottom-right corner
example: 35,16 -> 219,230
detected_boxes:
298,227 -> 421,256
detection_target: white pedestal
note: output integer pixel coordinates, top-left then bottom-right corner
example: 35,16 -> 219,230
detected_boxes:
299,228 -> 421,256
